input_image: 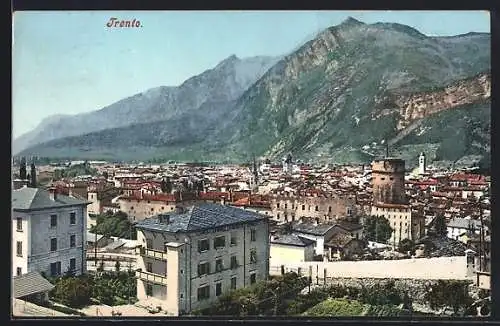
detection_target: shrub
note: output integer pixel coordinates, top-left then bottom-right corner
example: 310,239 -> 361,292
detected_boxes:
303,298 -> 366,316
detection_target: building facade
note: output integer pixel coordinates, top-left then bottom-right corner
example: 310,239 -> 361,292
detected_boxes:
134,203 -> 269,315
12,187 -> 89,277
270,195 -> 356,223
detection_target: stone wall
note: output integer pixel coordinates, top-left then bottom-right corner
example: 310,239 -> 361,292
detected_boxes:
271,256 -> 470,280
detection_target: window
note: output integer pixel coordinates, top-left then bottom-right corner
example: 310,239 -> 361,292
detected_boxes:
16,267 -> 22,276
70,235 -> 76,248
197,285 -> 210,301
250,273 -> 256,284
146,262 -> 153,273
198,239 -> 209,252
215,258 -> 223,272
50,214 -> 57,227
16,241 -> 22,257
215,282 -> 222,297
130,206 -> 134,210
151,208 -> 154,212
231,277 -> 237,290
284,203 -> 287,209
250,249 -> 257,263
230,256 -> 238,269
161,206 -> 164,210
146,284 -> 153,296
16,218 -> 22,231
230,234 -> 237,246
198,262 -> 210,276
50,262 -> 61,277
250,229 -> 256,242
315,206 -> 319,211
302,205 -> 305,210
50,238 -> 57,252
69,258 -> 76,271
214,236 -> 226,249
70,212 -> 76,225
276,203 -> 280,209
381,177 -> 385,181
146,239 -> 153,249
328,206 -> 332,213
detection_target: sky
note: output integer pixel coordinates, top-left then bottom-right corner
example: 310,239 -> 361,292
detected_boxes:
12,10 -> 490,138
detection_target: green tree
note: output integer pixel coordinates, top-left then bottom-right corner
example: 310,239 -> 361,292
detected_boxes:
398,238 -> 415,255
90,211 -> 136,240
432,214 -> 447,236
364,216 -> 393,243
50,276 -> 93,308
161,177 -> 173,193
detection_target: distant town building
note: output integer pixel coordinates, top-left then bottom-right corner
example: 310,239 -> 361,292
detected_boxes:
270,194 -> 356,223
270,234 -> 315,263
134,203 -> 269,316
12,187 -> 90,277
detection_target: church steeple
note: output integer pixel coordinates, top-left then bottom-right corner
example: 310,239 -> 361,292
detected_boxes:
19,157 -> 27,180
30,160 -> 37,188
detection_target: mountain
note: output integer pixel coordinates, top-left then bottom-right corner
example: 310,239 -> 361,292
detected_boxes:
13,55 -> 280,154
18,18 -> 491,167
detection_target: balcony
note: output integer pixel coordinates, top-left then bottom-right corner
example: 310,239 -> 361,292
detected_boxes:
135,270 -> 168,286
137,246 -> 168,261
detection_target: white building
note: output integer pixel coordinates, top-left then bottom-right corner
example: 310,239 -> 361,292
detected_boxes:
12,187 -> 90,277
134,203 -> 270,316
291,221 -> 337,256
447,218 -> 482,240
418,152 -> 426,175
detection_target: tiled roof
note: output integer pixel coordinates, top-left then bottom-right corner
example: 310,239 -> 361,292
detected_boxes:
135,203 -> 266,234
13,272 -> 55,299
447,218 -> 483,230
292,222 -> 336,236
12,187 -> 90,211
335,221 -> 363,231
271,234 -> 315,247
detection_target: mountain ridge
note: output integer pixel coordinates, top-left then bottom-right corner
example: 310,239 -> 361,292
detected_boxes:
13,55 -> 280,154
17,18 -> 490,167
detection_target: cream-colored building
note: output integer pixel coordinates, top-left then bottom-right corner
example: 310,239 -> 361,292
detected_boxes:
134,203 -> 269,316
12,187 -> 89,277
270,234 -> 315,263
270,194 -> 357,223
117,194 -> 178,222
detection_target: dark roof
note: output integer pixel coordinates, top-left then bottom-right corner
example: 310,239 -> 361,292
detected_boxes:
135,203 -> 266,234
12,187 -> 90,211
415,235 -> 467,257
325,233 -> 362,248
291,222 -> 336,236
271,234 -> 315,247
334,221 -> 363,231
13,272 -> 55,299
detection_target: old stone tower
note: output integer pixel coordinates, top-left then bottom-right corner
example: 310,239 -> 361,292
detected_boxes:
371,158 -> 424,246
371,158 -> 407,205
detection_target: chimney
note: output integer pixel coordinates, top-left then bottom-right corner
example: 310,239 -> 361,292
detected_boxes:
48,187 -> 58,201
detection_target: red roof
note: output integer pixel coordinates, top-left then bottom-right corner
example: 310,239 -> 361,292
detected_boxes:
198,191 -> 230,201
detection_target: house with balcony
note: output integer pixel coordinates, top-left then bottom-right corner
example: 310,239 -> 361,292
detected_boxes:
12,187 -> 90,277
134,203 -> 269,316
